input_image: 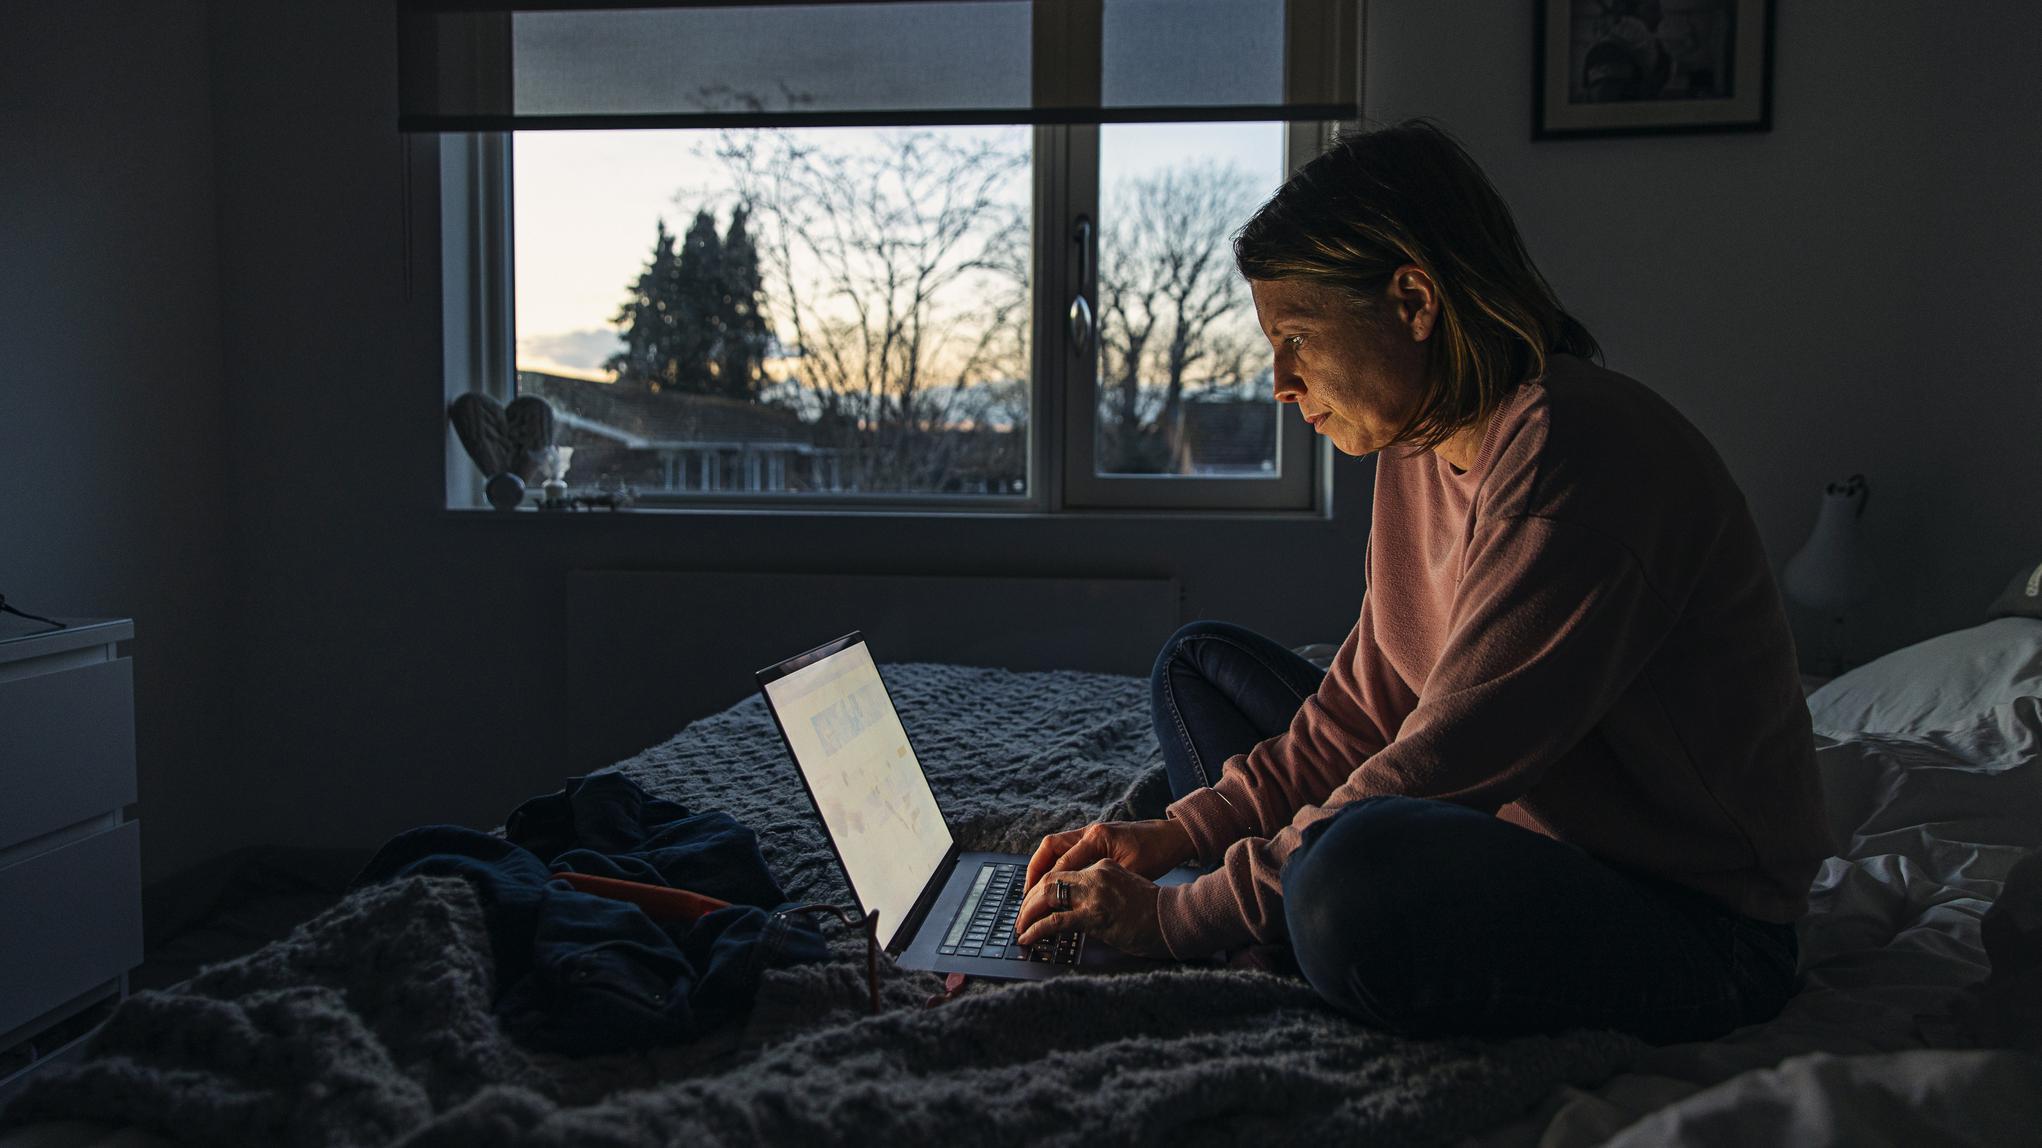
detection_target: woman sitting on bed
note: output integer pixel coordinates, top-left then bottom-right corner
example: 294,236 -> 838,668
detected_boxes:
1013,120 -> 1830,1044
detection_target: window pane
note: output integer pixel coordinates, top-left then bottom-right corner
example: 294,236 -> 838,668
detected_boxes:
1093,122 -> 1285,478
513,127 -> 1032,497
1101,1 -> 1284,111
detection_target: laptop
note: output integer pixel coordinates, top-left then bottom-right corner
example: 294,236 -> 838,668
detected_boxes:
757,631 -> 1198,981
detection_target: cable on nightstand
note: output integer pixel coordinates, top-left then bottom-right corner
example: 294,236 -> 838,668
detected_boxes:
0,593 -> 66,630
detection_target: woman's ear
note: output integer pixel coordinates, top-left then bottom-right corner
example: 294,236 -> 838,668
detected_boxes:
1390,264 -> 1439,343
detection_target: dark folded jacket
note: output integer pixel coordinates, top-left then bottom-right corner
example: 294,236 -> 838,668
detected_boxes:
355,773 -> 827,1054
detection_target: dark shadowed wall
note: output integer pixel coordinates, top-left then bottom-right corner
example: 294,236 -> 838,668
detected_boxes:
0,1 -> 239,884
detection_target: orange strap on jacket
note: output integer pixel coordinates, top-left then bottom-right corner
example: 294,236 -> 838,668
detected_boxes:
551,871 -> 733,924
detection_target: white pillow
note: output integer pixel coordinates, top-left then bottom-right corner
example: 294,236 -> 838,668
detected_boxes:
1806,617 -> 2042,737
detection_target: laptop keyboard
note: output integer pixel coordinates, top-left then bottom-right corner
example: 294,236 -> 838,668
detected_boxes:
935,862 -> 1085,965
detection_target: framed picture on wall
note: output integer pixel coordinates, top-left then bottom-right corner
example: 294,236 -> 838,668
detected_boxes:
1534,0 -> 1775,139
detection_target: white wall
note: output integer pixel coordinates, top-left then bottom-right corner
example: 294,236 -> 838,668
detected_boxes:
1366,0 -> 2042,663
0,1 -> 240,884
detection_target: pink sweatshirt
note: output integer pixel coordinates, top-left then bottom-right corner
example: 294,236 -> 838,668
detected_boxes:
1157,355 -> 1832,959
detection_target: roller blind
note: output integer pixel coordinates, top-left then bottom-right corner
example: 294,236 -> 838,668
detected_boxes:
398,0 -> 1358,131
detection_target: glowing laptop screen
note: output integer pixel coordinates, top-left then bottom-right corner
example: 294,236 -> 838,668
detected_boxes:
761,641 -> 951,949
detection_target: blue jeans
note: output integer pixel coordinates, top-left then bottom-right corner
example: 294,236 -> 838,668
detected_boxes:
1151,620 -> 1800,1042
1151,619 -> 1327,797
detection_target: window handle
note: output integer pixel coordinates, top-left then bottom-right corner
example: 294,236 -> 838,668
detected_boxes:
1068,215 -> 1094,358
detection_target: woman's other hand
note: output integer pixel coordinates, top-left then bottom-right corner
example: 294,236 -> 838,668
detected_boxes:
1013,860 -> 1169,958
1023,818 -> 1196,893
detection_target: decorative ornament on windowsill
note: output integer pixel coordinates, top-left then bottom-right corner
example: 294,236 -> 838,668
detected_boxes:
533,445 -> 575,507
1782,473 -> 1876,677
448,394 -> 571,510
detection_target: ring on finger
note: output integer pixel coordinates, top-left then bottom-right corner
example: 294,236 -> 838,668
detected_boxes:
1055,879 -> 1071,910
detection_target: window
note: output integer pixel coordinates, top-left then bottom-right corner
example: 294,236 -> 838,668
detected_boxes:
405,1 -> 1359,513
512,125 -> 1035,500
1065,121 -> 1318,510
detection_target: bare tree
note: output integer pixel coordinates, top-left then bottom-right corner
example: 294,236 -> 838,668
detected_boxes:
1095,161 -> 1262,473
714,130 -> 1031,492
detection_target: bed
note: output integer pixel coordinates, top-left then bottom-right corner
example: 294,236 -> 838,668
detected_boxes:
3,619 -> 2039,1146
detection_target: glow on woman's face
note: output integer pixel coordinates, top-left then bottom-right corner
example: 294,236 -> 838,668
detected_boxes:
1250,277 -> 1432,459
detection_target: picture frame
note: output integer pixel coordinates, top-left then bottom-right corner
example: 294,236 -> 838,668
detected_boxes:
1534,0 -> 1775,140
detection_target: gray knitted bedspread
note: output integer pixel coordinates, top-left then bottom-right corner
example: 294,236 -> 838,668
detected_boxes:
3,665 -> 1641,1147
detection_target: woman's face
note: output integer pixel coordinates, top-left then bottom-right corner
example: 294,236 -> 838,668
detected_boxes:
1250,276 -> 1433,459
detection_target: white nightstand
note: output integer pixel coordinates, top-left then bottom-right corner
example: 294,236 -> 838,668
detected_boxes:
0,617 -> 142,1101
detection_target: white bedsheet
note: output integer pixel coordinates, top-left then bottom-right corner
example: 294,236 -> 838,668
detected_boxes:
1482,621 -> 2042,1147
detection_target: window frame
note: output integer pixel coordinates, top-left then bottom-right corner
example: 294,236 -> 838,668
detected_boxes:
1058,120 -> 1331,511
438,130 -> 515,512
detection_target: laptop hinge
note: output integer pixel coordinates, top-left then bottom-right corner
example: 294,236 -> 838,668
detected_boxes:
887,843 -> 962,958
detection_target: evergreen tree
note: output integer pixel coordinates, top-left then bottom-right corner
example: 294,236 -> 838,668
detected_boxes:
605,218 -> 683,392
712,203 -> 773,401
607,208 -> 772,400
670,209 -> 724,394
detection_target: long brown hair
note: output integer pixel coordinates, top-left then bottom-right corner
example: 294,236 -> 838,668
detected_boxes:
1234,120 -> 1599,452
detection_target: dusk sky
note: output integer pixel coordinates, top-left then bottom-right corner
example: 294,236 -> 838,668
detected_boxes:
512,121 -> 1286,381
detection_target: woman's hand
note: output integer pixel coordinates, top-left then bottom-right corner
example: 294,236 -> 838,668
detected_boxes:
1012,859 -> 1169,958
1023,818 -> 1196,893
